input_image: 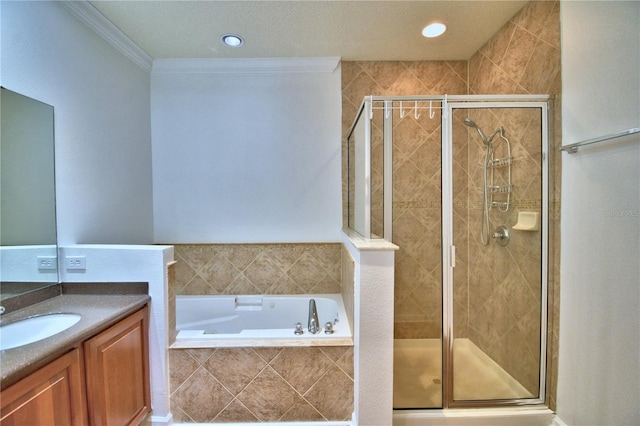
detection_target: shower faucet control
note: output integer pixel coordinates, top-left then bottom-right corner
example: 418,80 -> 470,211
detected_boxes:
492,225 -> 510,246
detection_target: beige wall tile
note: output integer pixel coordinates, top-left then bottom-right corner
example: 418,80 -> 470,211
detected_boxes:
341,0 -> 561,409
281,400 -> 325,421
173,243 -> 342,296
170,345 -> 354,422
236,366 -> 304,421
213,400 -> 258,422
203,348 -> 267,395
171,367 -> 233,422
270,347 -> 335,394
304,364 -> 354,421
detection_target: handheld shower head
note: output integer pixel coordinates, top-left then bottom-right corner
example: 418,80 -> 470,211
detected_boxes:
464,118 -> 489,145
463,118 -> 476,127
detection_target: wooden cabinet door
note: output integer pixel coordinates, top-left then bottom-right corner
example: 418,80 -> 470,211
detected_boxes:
0,348 -> 87,426
83,306 -> 150,426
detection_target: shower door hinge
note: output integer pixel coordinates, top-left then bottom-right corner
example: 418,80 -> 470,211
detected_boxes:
450,245 -> 456,268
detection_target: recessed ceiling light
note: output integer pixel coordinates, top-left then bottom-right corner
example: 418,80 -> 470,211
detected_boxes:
221,34 -> 244,47
422,23 -> 447,38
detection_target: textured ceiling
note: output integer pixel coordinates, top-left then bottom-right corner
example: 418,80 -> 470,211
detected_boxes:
89,1 -> 529,61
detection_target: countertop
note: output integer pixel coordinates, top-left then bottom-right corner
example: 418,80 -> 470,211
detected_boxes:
0,292 -> 150,388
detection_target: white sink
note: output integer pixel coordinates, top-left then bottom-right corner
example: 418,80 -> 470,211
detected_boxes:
0,313 -> 81,351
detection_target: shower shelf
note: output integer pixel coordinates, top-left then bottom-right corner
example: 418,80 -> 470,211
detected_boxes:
477,157 -> 513,168
491,201 -> 509,208
489,157 -> 512,167
489,184 -> 512,194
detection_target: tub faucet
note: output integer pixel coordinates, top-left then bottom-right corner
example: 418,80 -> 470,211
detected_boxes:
308,299 -> 320,334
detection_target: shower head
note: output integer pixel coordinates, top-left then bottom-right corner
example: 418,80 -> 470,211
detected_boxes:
463,118 -> 476,127
464,118 -> 489,145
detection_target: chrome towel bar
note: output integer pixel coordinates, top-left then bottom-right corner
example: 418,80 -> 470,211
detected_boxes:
560,127 -> 640,154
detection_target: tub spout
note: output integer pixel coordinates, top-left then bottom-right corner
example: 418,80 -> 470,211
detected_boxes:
308,299 -> 320,334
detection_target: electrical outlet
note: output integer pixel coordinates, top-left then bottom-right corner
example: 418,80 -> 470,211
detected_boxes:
37,256 -> 57,271
65,255 -> 86,270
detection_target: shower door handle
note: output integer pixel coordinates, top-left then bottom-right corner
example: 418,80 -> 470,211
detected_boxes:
449,245 -> 456,268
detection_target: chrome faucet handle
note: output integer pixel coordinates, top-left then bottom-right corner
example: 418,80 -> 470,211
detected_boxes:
294,322 -> 304,335
324,322 -> 334,334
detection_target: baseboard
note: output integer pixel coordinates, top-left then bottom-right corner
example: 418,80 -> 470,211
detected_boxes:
393,407 -> 556,426
150,413 -> 173,426
171,423 -> 350,426
552,415 -> 569,426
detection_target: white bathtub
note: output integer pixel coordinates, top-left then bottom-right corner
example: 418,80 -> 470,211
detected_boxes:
172,294 -> 353,348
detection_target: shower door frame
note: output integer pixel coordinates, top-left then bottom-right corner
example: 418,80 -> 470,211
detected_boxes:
442,99 -> 550,408
347,94 -> 551,409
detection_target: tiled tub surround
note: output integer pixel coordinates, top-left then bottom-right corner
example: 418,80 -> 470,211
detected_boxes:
173,243 -> 342,296
170,346 -> 354,422
341,0 -> 561,409
168,243 -> 355,423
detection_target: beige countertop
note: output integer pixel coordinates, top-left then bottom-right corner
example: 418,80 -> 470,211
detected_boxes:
0,292 -> 150,388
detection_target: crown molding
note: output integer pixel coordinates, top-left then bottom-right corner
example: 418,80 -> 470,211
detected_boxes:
60,0 -> 153,73
152,57 -> 341,74
59,1 -> 339,75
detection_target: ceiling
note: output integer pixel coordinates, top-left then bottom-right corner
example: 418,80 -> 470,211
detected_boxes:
89,1 -> 529,61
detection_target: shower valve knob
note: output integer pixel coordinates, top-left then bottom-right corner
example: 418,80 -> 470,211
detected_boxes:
492,225 -> 510,246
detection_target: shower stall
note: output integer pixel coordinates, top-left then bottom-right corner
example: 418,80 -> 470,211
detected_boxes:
347,95 -> 550,411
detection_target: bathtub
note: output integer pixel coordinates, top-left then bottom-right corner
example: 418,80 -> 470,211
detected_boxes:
172,294 -> 353,348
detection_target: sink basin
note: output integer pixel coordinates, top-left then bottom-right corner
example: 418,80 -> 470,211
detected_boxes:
0,313 -> 81,351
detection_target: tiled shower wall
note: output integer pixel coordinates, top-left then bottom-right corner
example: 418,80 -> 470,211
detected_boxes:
455,106 -> 545,395
168,243 -> 354,422
341,0 -> 560,409
467,0 -> 561,405
342,61 -> 467,340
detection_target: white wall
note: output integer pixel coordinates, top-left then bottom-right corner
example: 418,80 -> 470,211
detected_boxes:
561,1 -> 640,142
1,0 -> 154,246
3,3 -> 342,247
0,246 -> 58,282
151,58 -> 342,243
558,2 -> 640,425
342,231 -> 396,426
2,4 -> 170,422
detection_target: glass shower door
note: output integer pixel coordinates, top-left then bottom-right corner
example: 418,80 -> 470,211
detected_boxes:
447,104 -> 548,405
392,100 -> 444,409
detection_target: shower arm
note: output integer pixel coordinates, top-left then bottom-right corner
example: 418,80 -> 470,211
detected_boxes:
485,127 -> 506,145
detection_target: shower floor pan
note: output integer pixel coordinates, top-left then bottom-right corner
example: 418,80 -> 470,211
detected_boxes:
394,338 -> 534,408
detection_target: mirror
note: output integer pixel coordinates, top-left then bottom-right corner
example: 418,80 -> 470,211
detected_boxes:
1,87 -> 58,301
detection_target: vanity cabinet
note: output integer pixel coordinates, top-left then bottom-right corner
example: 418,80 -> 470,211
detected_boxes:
0,348 -> 87,425
84,306 -> 150,426
0,305 -> 150,426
